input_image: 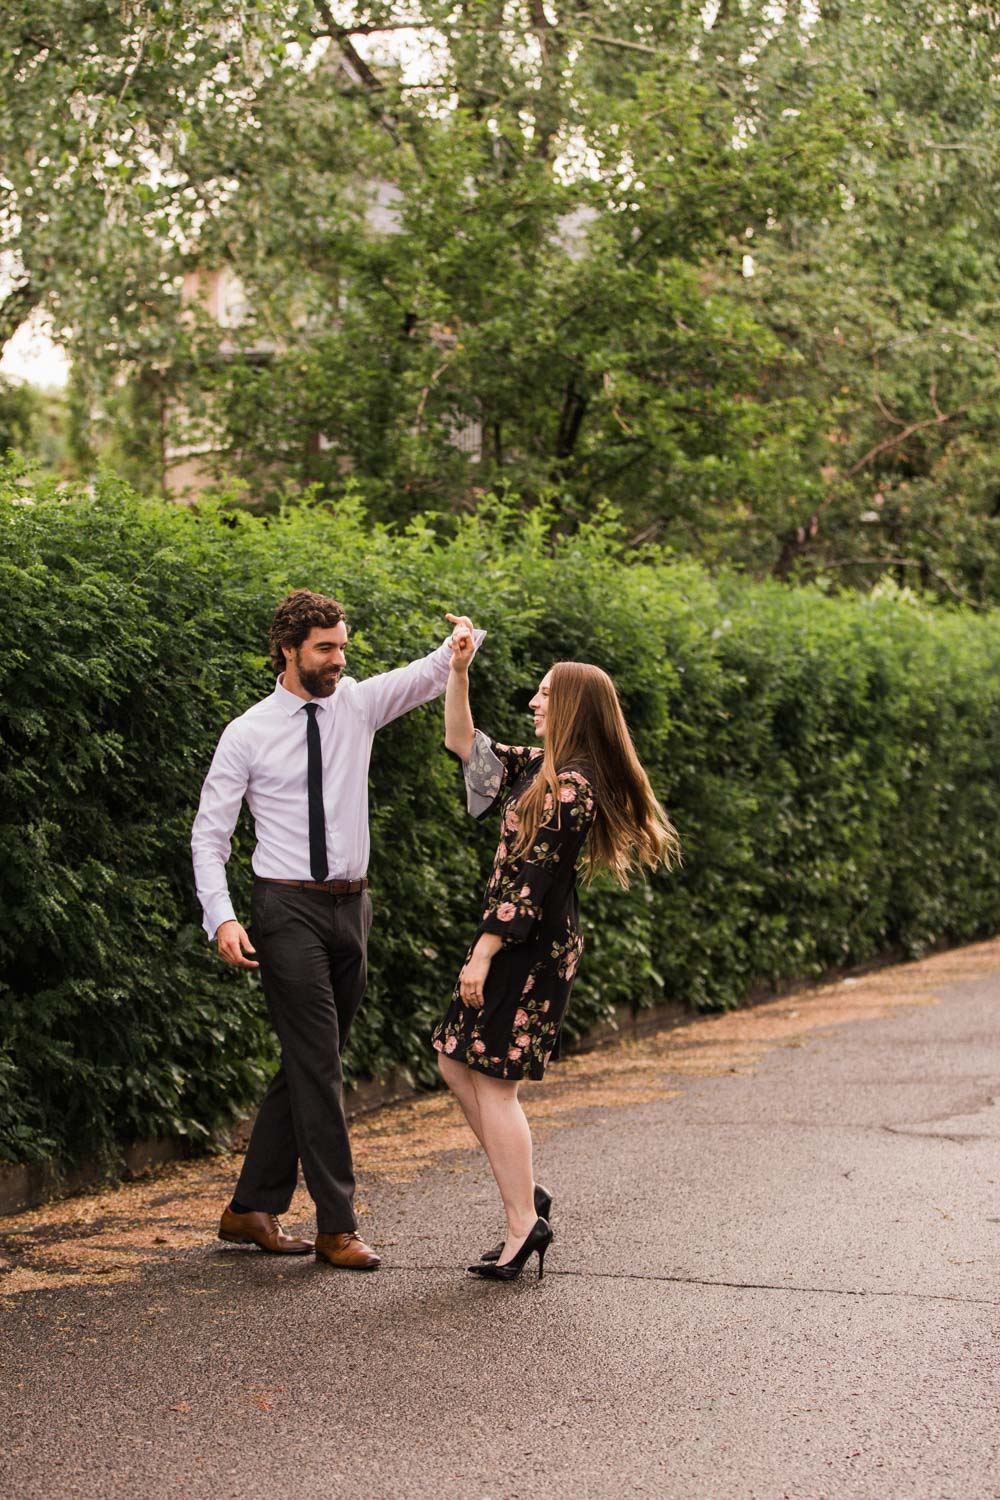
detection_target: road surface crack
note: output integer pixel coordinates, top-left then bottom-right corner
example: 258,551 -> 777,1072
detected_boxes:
382,1266 -> 998,1305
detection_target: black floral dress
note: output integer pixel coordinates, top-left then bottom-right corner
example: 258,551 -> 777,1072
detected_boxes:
431,732 -> 596,1080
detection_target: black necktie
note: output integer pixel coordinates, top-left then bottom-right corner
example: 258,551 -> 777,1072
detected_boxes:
304,703 -> 328,882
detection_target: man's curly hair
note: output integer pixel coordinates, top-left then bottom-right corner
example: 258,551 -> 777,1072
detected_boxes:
269,589 -> 347,674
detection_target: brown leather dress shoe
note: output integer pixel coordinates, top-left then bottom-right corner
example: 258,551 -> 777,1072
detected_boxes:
217,1207 -> 314,1254
314,1231 -> 381,1270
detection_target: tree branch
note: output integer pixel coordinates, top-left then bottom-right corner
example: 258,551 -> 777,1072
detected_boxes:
313,1 -> 383,92
554,379 -> 587,460
872,390 -> 906,428
528,0 -> 557,64
822,556 -> 920,567
921,141 -> 991,152
847,404 -> 969,475
311,1 -> 410,154
580,31 -> 658,54
311,20 -> 442,36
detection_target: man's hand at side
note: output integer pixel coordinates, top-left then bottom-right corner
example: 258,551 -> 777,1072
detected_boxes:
217,919 -> 259,968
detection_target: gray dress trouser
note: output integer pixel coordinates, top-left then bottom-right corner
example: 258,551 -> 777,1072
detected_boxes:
234,881 -> 373,1234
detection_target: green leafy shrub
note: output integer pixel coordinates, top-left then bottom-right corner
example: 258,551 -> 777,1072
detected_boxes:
4,474 -> 1000,1170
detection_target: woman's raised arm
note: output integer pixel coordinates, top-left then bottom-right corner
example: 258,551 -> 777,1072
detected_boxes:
444,613 -> 476,761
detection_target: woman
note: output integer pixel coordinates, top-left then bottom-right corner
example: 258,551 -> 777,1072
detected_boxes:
432,618 -> 680,1281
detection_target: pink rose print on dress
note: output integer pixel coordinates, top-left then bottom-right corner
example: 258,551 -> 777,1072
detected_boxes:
514,1009 -> 529,1029
497,842 -> 508,860
506,809 -> 519,830
566,956 -> 578,978
507,1046 -> 523,1061
516,1034 -> 531,1047
432,1037 -> 443,1051
559,785 -> 577,802
519,885 -> 532,898
496,902 -> 517,921
444,1036 -> 457,1053
472,1039 -> 487,1054
523,975 -> 535,993
542,1000 -> 550,1012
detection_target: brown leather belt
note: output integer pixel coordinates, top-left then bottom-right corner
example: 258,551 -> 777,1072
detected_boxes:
255,876 -> 368,894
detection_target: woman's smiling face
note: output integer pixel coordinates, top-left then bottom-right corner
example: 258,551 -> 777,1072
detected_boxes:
529,671 -> 552,739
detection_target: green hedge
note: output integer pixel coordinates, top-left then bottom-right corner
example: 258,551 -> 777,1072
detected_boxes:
4,472 -> 1000,1169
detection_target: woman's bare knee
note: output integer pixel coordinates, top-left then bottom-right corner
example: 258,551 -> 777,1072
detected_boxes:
438,1051 -> 469,1089
470,1071 -> 519,1105
437,1051 -> 456,1085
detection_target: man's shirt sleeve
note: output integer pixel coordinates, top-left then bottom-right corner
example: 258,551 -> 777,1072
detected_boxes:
191,722 -> 250,941
357,629 -> 486,732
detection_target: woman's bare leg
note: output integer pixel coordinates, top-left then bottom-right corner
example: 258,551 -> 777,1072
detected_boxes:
437,1052 -> 486,1149
469,1072 -> 537,1263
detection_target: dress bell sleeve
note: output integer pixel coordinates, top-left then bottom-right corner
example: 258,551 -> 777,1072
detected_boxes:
479,770 -> 596,943
463,730 -> 505,818
462,732 -> 540,818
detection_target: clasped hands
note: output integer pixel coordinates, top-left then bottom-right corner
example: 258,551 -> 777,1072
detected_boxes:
446,612 -> 476,673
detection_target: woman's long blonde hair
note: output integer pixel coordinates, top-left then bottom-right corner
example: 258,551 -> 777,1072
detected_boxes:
512,662 -> 681,886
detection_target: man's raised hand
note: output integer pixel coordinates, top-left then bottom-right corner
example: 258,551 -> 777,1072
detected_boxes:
216,919 -> 259,969
446,613 -> 476,673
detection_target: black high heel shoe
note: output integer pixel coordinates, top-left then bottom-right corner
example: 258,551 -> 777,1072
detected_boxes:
467,1218 -> 552,1281
480,1184 -> 552,1263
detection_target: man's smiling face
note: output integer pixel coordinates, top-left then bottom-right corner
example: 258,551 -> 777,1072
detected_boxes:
288,622 -> 348,698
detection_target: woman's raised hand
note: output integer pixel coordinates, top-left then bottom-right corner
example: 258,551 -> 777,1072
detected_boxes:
446,612 -> 476,672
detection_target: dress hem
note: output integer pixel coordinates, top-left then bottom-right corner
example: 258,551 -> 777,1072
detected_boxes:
431,1042 -> 550,1083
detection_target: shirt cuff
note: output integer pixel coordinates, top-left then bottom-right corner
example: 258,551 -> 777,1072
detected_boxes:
203,896 -> 237,943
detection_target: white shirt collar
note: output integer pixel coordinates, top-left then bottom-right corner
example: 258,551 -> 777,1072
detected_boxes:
273,675 -> 332,716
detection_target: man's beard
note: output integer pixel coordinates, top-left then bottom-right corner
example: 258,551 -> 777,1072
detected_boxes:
296,656 -> 341,698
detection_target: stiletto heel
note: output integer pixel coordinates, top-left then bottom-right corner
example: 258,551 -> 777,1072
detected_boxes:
480,1184 -> 553,1263
467,1218 -> 553,1282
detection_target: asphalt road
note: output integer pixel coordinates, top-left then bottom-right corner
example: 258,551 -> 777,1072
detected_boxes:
1,945 -> 998,1499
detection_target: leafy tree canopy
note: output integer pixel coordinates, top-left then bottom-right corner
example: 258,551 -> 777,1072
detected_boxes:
2,2 -> 998,598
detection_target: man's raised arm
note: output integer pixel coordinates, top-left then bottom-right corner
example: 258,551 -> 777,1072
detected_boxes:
356,616 -> 485,732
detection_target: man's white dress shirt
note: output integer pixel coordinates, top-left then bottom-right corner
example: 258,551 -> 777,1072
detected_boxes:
191,634 -> 484,940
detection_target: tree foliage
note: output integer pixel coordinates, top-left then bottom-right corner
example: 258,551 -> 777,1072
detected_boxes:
1,3 -> 998,597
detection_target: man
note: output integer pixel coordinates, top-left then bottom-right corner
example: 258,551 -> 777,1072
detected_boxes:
192,589 -> 481,1269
